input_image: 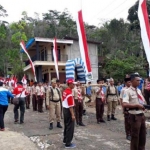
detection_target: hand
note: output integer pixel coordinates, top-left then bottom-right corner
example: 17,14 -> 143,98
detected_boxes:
71,115 -> 75,121
137,104 -> 145,110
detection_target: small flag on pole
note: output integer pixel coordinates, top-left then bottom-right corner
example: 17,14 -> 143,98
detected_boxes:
53,38 -> 59,79
20,41 -> 37,82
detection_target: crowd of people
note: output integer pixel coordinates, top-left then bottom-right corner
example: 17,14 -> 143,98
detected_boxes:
0,72 -> 149,149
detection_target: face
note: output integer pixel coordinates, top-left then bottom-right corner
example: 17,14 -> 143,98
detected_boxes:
132,77 -> 141,87
39,83 -> 42,86
52,82 -> 56,88
126,81 -> 131,87
109,80 -> 114,85
57,82 -> 60,86
69,83 -> 75,89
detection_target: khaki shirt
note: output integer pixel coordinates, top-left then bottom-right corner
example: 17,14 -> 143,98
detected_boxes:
95,86 -> 102,98
46,86 -> 60,105
123,86 -> 145,114
106,85 -> 119,102
36,86 -> 45,96
72,86 -> 85,100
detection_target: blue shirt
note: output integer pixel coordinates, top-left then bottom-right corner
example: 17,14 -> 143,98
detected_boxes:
117,85 -> 123,93
102,86 -> 107,94
86,86 -> 92,95
138,79 -> 144,90
0,87 -> 14,106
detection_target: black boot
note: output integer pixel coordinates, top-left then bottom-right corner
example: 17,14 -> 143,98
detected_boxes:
111,114 -> 117,120
107,115 -> 110,121
49,123 -> 53,130
79,122 -> 85,126
83,110 -> 86,115
57,122 -> 62,128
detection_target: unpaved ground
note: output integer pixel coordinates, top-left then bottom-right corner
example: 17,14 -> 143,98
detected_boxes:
2,104 -> 150,150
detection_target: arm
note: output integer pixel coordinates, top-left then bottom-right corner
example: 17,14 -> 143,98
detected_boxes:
69,107 -> 75,121
7,91 -> 14,98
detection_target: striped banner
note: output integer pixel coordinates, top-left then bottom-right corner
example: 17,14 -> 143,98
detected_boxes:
53,38 -> 59,79
76,10 -> 93,81
138,0 -> 150,76
66,58 -> 86,83
20,41 -> 37,82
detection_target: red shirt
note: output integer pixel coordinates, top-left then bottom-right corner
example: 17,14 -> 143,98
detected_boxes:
13,85 -> 26,97
62,88 -> 74,108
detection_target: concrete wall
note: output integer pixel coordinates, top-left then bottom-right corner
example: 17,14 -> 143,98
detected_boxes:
70,41 -> 98,83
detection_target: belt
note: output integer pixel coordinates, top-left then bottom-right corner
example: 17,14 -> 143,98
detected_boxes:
130,113 -> 144,116
129,108 -> 139,111
50,99 -> 60,103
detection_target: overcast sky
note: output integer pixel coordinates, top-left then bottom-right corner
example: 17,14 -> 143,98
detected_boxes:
1,0 -> 137,26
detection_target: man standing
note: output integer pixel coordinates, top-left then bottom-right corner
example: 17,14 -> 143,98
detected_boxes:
62,79 -> 76,148
46,79 -> 62,130
95,79 -> 105,124
122,74 -> 146,150
106,78 -> 119,121
25,83 -> 31,109
13,82 -> 26,124
36,82 -> 45,113
32,82 -> 37,111
73,81 -> 85,126
86,81 -> 92,103
143,77 -> 150,105
0,82 -> 14,130
120,77 -> 131,141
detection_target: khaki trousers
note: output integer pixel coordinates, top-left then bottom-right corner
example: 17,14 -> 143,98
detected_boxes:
107,101 -> 117,115
49,101 -> 61,123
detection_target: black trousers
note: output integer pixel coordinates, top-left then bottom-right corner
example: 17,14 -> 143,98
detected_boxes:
75,100 -> 83,124
14,98 -> 25,122
144,89 -> 150,105
37,96 -> 43,112
32,94 -> 37,111
0,104 -> 8,129
96,98 -> 104,122
63,108 -> 75,146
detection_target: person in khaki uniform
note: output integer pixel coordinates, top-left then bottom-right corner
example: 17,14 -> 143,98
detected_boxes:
35,82 -> 45,112
106,78 -> 119,121
122,74 -> 146,150
46,79 -> 62,130
73,81 -> 85,126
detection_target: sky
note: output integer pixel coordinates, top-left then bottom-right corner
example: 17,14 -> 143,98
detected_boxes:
1,0 -> 138,26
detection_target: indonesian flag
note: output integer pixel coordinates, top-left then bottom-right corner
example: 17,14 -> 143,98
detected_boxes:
21,74 -> 27,85
20,41 -> 37,82
53,38 -> 59,79
76,10 -> 93,81
138,0 -> 150,76
13,75 -> 17,88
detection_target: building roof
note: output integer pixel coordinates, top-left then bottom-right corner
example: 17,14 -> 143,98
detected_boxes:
64,36 -> 101,45
21,37 -> 73,52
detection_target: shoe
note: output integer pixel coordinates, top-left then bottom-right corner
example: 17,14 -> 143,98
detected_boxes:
83,110 -> 86,115
20,121 -> 24,124
100,120 -> 106,123
126,135 -> 131,141
107,115 -> 110,121
111,114 -> 117,120
79,122 -> 85,126
0,128 -> 5,131
49,123 -> 53,130
65,143 -> 76,148
97,121 -> 100,124
14,120 -> 18,124
57,122 -> 62,128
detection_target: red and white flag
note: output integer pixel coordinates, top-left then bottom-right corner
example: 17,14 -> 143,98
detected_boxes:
76,10 -> 93,81
13,75 -> 17,88
20,41 -> 37,82
53,38 -> 59,79
21,74 -> 27,85
138,0 -> 150,76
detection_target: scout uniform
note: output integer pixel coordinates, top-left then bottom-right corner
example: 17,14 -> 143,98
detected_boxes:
73,83 -> 85,126
26,85 -> 31,109
46,80 -> 62,130
95,86 -> 105,123
106,84 -> 119,121
36,83 -> 45,112
123,86 -> 146,150
120,86 -> 131,140
32,83 -> 37,111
